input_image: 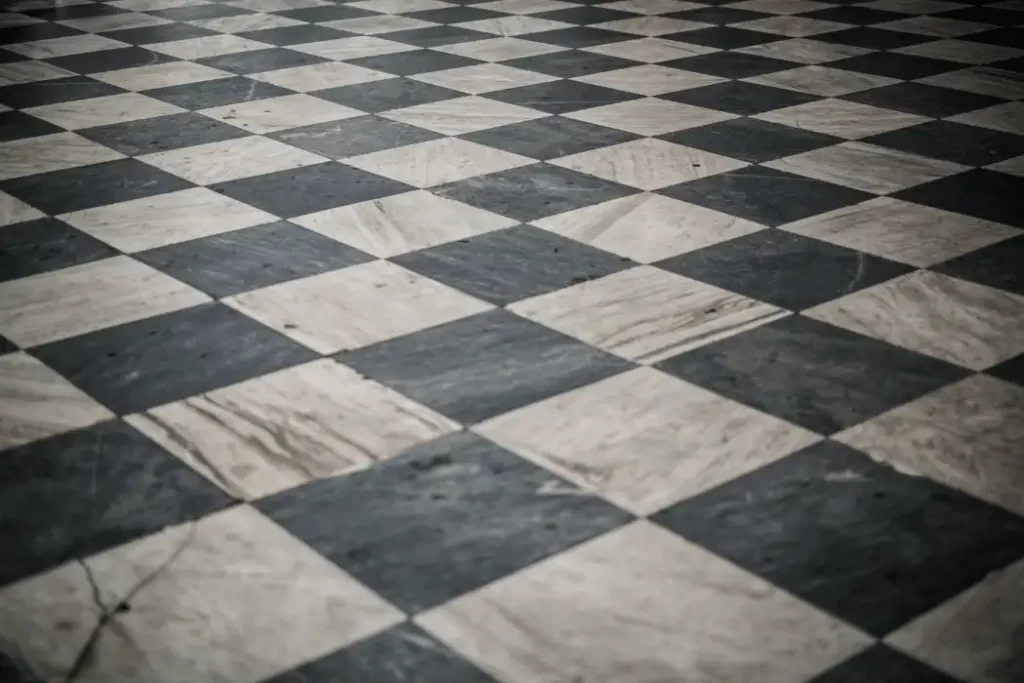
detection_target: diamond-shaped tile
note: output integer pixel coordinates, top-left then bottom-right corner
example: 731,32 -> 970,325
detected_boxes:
843,81 -> 1006,117
564,96 -> 736,135
433,35 -> 565,61
827,51 -> 963,79
461,116 -> 639,160
920,65 -> 1024,99
314,76 -> 463,112
661,50 -> 800,78
583,36 -> 718,61
661,79 -> 818,114
144,75 -> 291,110
663,117 -> 840,163
411,63 -> 558,94
756,98 -> 928,139
574,64 -> 726,95
863,119 -> 1024,166
747,64 -> 898,96
484,79 -> 641,113
0,217 -> 118,283
894,168 -> 1023,227
949,101 -> 1024,135
138,135 -> 326,185
249,61 -> 391,92
77,111 -> 248,155
383,95 -> 547,134
20,92 -> 183,130
200,93 -> 362,133
810,646 -> 962,683
894,37 -> 1024,64
736,36 -> 874,65
505,49 -> 641,78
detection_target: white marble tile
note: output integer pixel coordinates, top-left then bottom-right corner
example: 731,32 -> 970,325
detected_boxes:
0,60 -> 74,86
23,93 -> 184,130
322,14 -> 436,34
765,142 -> 967,194
226,260 -> 492,353
418,522 -> 871,682
476,0 -> 579,13
92,62 -> 233,91
894,38 -> 1024,64
139,136 -> 326,185
837,375 -> 1024,517
382,96 -> 547,135
343,138 -> 533,188
584,36 -> 718,61
6,33 -> 127,58
110,0 -> 208,10
806,270 -> 1024,371
756,98 -> 927,138
349,0 -> 454,11
293,190 -> 515,257
59,188 -> 278,252
988,154 -> 1024,176
594,16 -> 712,36
509,266 -> 786,363
147,34 -> 270,59
887,555 -> 1024,683
457,15 -> 572,35
533,193 -> 765,263
250,62 -> 390,92
736,37 -> 871,64
860,0 -> 967,12
191,12 -> 304,33
0,506 -> 404,683
58,11 -> 171,32
921,66 -> 1024,100
0,256 -> 210,348
595,0 -> 702,13
551,138 -> 748,190
432,36 -> 564,61
0,352 -> 114,451
782,196 -> 1019,267
0,132 -> 125,182
228,0 -> 331,10
201,94 -> 363,133
731,0 -> 834,13
289,36 -> 418,60
411,63 -> 557,94
0,190 -> 45,226
564,97 -> 736,136
950,101 -> 1024,135
876,15 -> 995,37
747,65 -> 898,96
128,359 -> 459,499
478,369 -> 819,514
576,64 -> 726,94
737,16 -> 852,37
0,12 -> 43,27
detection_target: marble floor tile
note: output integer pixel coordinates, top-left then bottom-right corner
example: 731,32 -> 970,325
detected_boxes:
893,38 -> 1024,64
0,132 -> 125,181
432,35 -> 565,61
596,16 -> 713,36
735,37 -> 872,64
343,137 -> 534,187
250,61 -> 391,91
550,138 -> 748,190
0,190 -> 44,226
289,36 -> 419,60
0,60 -> 75,86
477,368 -> 818,514
456,15 -> 572,36
91,61 -> 233,90
22,92 -> 184,130
532,193 -> 764,263
138,135 -> 326,184
564,97 -> 737,135
226,260 -> 492,353
782,196 -> 1019,266
417,522 -> 870,683
747,65 -> 898,95
147,33 -> 270,59
0,506 -> 404,683
58,187 -> 278,252
583,36 -> 719,61
509,265 -> 786,363
412,63 -> 558,93
0,351 -> 113,450
876,15 -> 995,37
200,93 -> 363,133
887,556 -> 1024,683
765,141 -> 967,194
988,154 -> 1024,176
292,189 -> 515,257
806,270 -> 1024,370
921,65 -> 1024,99
6,34 -> 127,59
755,98 -> 928,138
382,96 -> 548,135
323,15 -> 436,34
736,16 -> 852,37
128,359 -> 458,499
950,101 -> 1024,136
837,374 -> 1024,516
574,63 -> 727,94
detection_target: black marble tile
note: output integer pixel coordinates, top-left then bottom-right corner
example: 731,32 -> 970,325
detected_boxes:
143,76 -> 291,110
484,79 -> 640,114
937,6 -> 1021,26
931,233 -> 1024,296
78,112 -> 250,155
27,3 -> 125,20
149,4 -> 251,20
275,5 -> 377,21
435,163 -> 638,222
0,110 -> 62,143
136,221 -> 372,298
505,50 -> 640,78
843,82 -> 1007,118
970,27 -> 1024,48
196,48 -> 328,75
0,159 -> 194,216
103,22 -> 218,45
863,120 -> 1024,166
384,25 -> 492,48
44,47 -> 177,74
828,52 -> 963,80
408,6 -> 506,22
314,78 -> 463,112
816,27 -> 936,49
803,6 -> 908,25
988,352 -> 1024,388
0,419 -> 233,587
32,302 -> 318,414
462,116 -> 639,160
236,24 -> 352,47
809,645 -> 964,683
0,23 -> 82,45
661,118 -> 840,163
0,335 -> 16,356
894,169 -> 1023,227
993,56 -> 1024,73
660,80 -> 817,115
271,115 -> 442,158
535,6 -> 636,24
654,441 -> 1024,635
658,166 -> 873,227
656,315 -> 969,434
0,49 -> 25,64
338,309 -> 632,424
0,76 -> 125,109
210,162 -> 412,218
346,50 -> 482,76
668,7 -> 772,23
657,231 -> 913,311
663,26 -> 784,48
660,51 -> 799,79
0,218 -> 119,283
267,624 -> 500,683
523,26 -> 639,48
0,650 -> 42,683
395,225 -> 633,306
256,431 -> 633,612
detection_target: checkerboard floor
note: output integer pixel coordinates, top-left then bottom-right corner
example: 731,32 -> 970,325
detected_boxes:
2,0 -> 1023,679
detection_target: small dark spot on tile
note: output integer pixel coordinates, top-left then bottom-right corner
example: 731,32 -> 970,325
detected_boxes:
411,454 -> 453,472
